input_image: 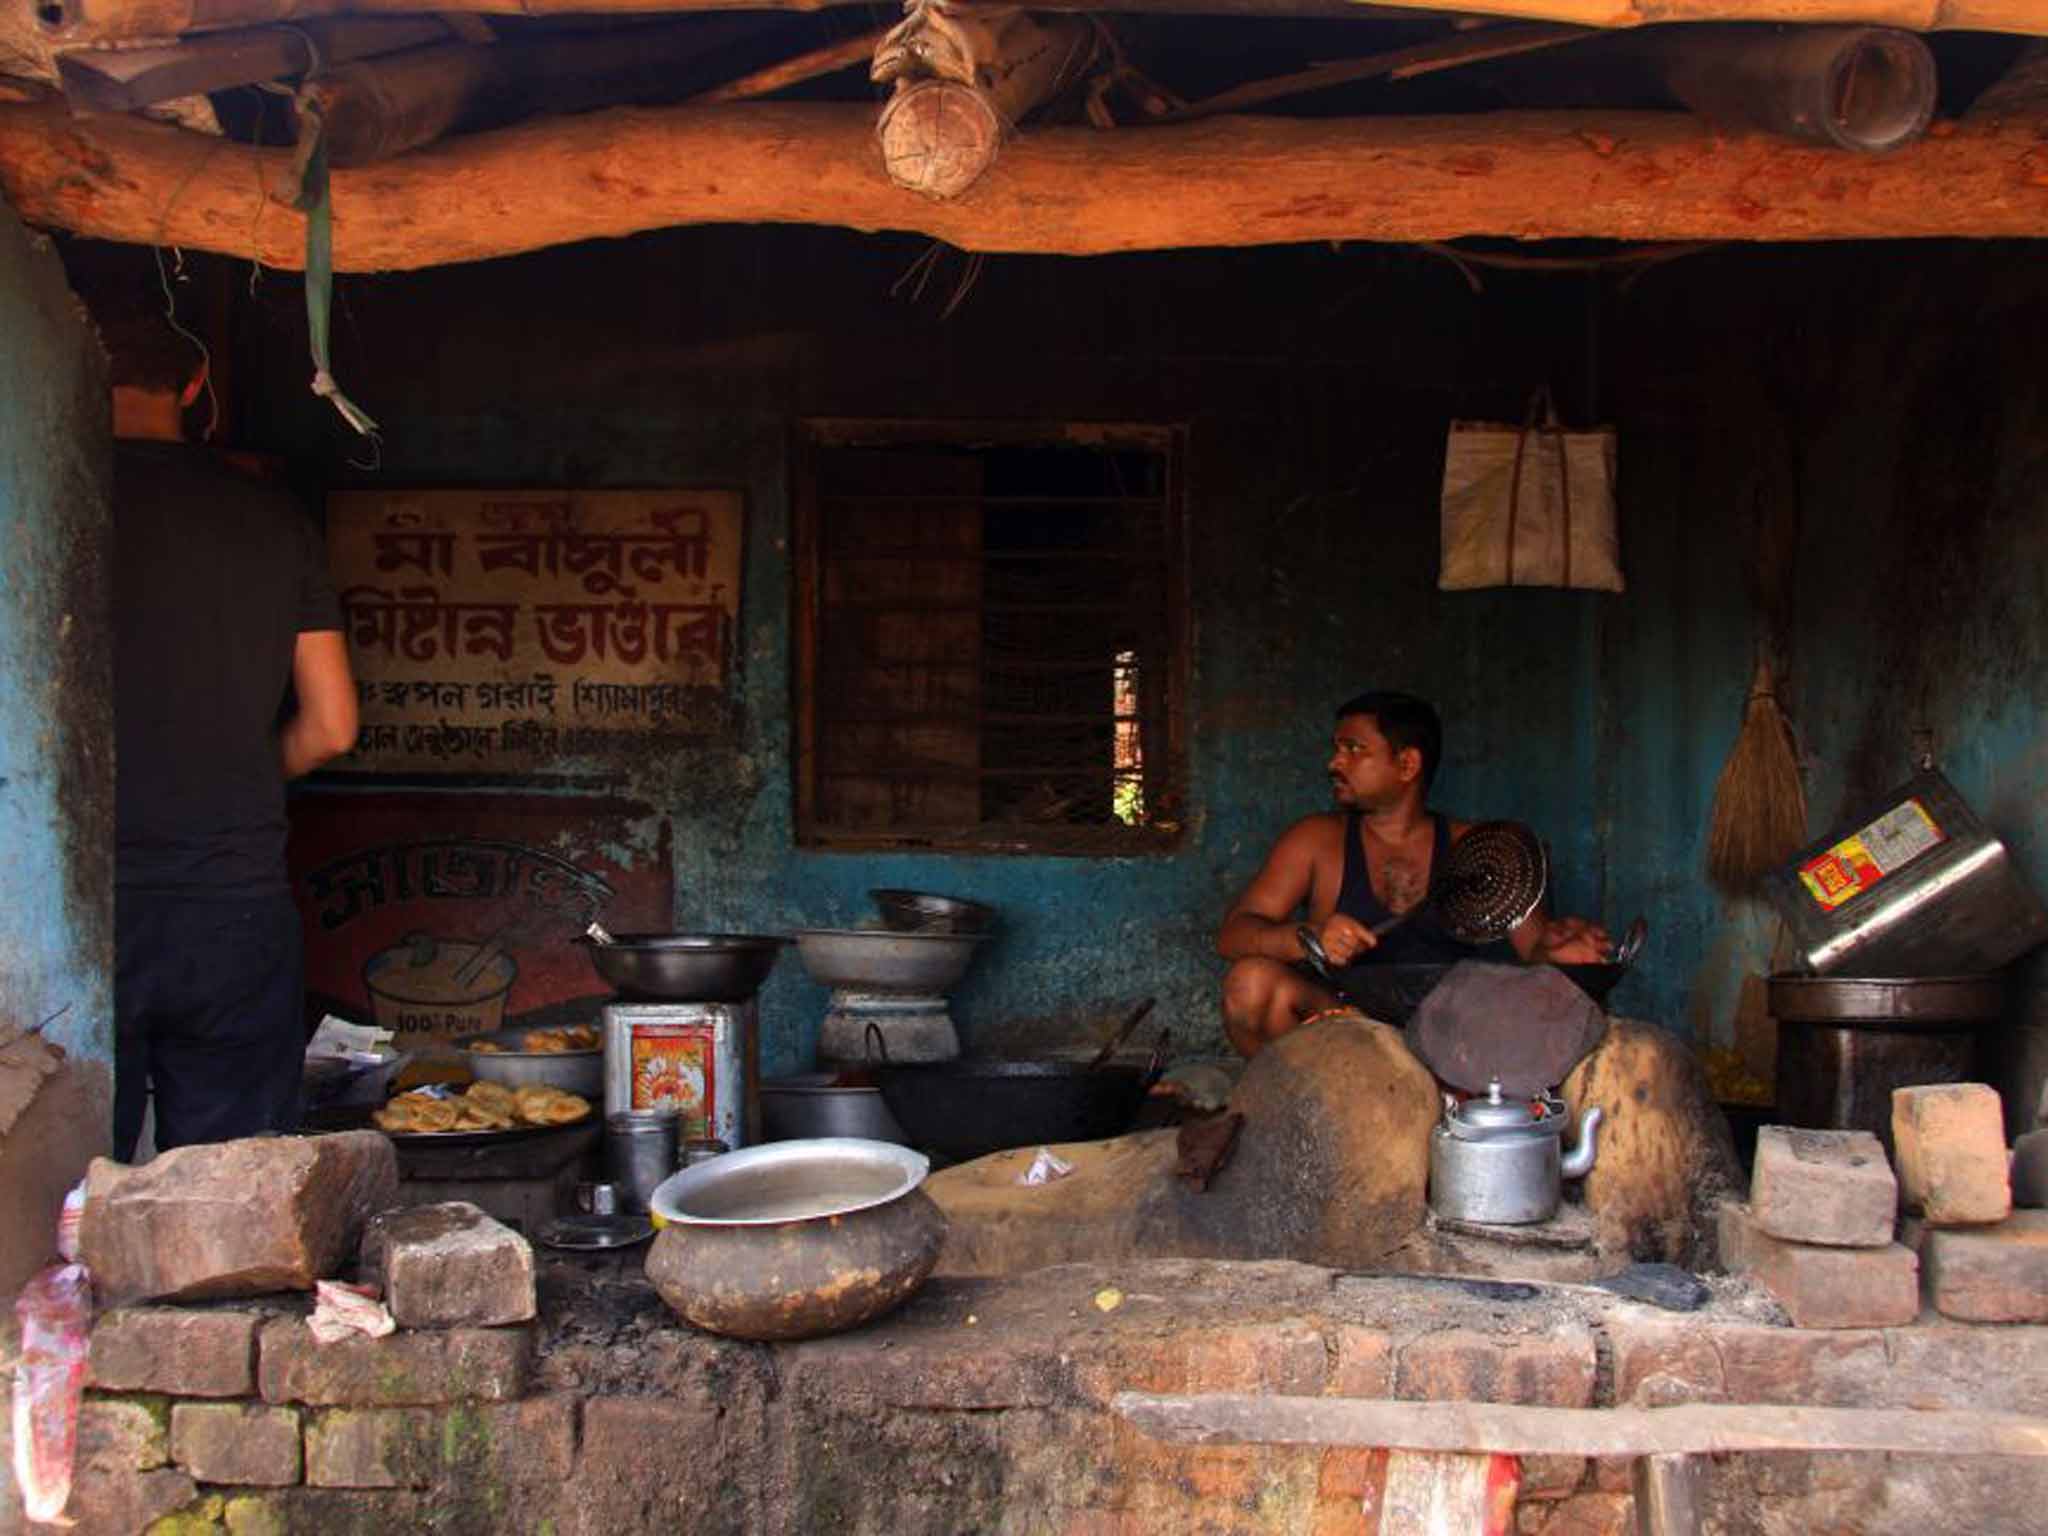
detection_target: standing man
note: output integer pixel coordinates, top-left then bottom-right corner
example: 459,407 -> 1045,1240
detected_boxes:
1216,690 -> 1607,1059
110,326 -> 358,1161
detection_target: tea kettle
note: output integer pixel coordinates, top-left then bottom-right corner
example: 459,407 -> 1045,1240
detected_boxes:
1429,1079 -> 1602,1226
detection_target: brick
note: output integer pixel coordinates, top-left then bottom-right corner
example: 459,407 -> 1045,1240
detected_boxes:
258,1318 -> 531,1405
1328,1326 -> 1394,1398
1718,1200 -> 1920,1328
1604,1314 -> 1725,1406
171,1401 -> 303,1486
227,1489 -> 430,1534
1893,1084 -> 2011,1226
89,1307 -> 262,1397
77,1394 -> 169,1472
305,1407 -> 441,1488
1519,1455 -> 1587,1499
1529,1491 -> 1634,1535
1880,1321 -> 2048,1412
1913,1209 -> 2048,1323
1750,1126 -> 1897,1247
225,1493 -> 289,1536
360,1202 -> 536,1329
2013,1129 -> 2048,1208
1317,1447 -> 1388,1500
1394,1326 -> 1597,1407
1184,1319 -> 1328,1395
1714,1325 -> 1888,1407
60,1464 -> 197,1533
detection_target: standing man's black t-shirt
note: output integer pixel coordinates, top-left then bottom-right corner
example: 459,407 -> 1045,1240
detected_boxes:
113,443 -> 344,896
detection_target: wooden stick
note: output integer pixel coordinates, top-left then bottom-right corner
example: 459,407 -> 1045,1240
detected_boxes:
5,98 -> 2048,273
29,0 -> 2048,48
1113,1393 -> 2048,1459
1154,21 -> 1586,124
690,26 -> 887,104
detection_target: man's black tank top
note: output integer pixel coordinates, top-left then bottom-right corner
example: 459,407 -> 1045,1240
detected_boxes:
1333,810 -> 1517,966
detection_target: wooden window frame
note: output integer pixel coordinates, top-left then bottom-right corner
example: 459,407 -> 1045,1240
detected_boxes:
793,417 -> 1190,856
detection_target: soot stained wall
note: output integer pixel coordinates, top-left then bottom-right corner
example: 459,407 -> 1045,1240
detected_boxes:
234,228 -> 2046,1084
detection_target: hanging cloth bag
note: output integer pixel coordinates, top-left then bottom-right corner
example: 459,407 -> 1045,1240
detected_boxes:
1438,389 -> 1622,592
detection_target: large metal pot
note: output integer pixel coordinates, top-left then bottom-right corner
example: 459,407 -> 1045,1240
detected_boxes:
760,1073 -> 907,1144
578,933 -> 789,1001
644,1139 -> 944,1339
1428,1080 -> 1602,1226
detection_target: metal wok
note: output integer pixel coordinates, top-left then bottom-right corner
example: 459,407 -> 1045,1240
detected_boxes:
577,933 -> 789,1001
865,1024 -> 1166,1163
1317,959 -> 1629,1028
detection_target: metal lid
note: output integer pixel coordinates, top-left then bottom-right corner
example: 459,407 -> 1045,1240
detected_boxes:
1448,1080 -> 1539,1134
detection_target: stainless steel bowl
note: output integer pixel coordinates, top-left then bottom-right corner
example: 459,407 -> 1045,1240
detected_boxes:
650,1137 -> 929,1226
578,933 -> 790,1001
870,889 -> 995,935
792,928 -> 985,992
461,1028 -> 604,1098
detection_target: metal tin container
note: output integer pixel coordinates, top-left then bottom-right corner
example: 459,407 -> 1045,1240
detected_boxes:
602,999 -> 757,1149
606,1110 -> 680,1213
1762,769 -> 2048,976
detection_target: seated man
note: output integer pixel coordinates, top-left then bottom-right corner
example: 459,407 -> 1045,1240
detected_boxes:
1218,690 -> 1608,1058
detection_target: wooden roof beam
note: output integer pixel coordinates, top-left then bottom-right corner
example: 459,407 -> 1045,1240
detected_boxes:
3,96 -> 2045,270
26,0 -> 2048,50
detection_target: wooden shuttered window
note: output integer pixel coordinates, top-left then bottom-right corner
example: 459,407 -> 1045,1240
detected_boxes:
795,422 -> 1187,855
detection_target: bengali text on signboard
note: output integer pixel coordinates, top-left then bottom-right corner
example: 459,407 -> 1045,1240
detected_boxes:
328,489 -> 743,775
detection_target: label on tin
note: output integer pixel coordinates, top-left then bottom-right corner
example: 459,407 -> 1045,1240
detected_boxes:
1797,797 -> 1946,910
628,1022 -> 719,1137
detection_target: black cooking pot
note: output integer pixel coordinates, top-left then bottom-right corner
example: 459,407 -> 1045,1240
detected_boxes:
865,1025 -> 1165,1163
1328,961 -> 1628,1028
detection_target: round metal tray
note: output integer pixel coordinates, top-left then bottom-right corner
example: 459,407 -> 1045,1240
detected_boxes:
650,1137 -> 928,1227
536,1215 -> 654,1251
1766,973 -> 2005,1025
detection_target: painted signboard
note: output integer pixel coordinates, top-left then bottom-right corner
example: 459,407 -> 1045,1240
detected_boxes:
288,793 -> 673,1064
328,488 -> 743,776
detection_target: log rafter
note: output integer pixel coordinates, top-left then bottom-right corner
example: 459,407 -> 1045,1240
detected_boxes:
2,96 -> 2046,272
25,0 -> 2048,47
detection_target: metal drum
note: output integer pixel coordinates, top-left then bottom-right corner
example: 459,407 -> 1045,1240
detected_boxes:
1768,973 -> 2004,1156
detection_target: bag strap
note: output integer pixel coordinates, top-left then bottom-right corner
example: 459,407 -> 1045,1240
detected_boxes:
1505,388 -> 1548,587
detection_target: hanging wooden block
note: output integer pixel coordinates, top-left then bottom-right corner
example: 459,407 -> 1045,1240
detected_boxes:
877,78 -> 1002,199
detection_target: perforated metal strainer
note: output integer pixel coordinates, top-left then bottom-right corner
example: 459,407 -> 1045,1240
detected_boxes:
1430,819 -> 1549,944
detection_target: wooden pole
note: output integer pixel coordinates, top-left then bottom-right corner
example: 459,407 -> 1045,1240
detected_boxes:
4,98 -> 2048,272
1113,1393 -> 2048,1458
30,0 -> 2048,49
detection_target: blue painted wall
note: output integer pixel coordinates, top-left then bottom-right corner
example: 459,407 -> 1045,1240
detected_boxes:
0,204 -> 113,1073
214,230 -> 2044,1092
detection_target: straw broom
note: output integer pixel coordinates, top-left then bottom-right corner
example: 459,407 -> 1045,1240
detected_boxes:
1706,654 -> 1807,897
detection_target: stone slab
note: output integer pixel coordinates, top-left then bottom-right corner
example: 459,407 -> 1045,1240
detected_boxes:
1718,1200 -> 1919,1329
79,1132 -> 399,1304
1750,1126 -> 1896,1248
89,1306 -> 264,1397
171,1401 -> 303,1486
1910,1209 -> 2048,1323
258,1318 -> 532,1406
1892,1084 -> 2011,1227
360,1201 -> 536,1329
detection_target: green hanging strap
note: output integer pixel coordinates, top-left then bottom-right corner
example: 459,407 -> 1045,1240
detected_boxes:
286,88 -> 379,440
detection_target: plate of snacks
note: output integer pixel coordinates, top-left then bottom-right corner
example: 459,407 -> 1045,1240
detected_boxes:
460,1023 -> 603,1098
373,1080 -> 594,1141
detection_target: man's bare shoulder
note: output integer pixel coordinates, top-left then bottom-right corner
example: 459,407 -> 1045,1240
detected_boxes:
1274,812 -> 1346,852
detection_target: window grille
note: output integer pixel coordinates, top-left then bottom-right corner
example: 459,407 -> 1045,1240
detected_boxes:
795,421 -> 1187,855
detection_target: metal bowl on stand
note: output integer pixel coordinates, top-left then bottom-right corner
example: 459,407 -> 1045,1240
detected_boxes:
792,928 -> 985,992
461,1028 -> 604,1098
577,933 -> 790,1001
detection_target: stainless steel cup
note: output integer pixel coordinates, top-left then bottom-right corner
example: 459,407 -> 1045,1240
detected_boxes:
575,1181 -> 621,1217
606,1109 -> 681,1212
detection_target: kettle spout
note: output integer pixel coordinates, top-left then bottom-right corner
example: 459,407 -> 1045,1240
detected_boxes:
1560,1106 -> 1603,1180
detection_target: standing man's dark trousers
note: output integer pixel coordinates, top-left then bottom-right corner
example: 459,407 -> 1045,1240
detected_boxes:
114,890 -> 306,1162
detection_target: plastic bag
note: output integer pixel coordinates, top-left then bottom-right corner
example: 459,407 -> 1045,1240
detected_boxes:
12,1262 -> 92,1524
1439,391 -> 1622,593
